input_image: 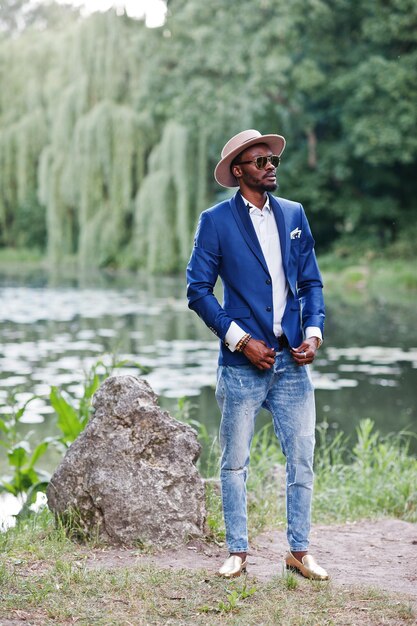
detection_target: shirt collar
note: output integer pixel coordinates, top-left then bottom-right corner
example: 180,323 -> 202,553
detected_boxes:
241,193 -> 271,214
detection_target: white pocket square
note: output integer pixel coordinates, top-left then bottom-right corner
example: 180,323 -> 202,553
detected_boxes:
290,227 -> 302,239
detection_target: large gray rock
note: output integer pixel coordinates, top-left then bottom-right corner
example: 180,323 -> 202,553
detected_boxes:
47,375 -> 206,546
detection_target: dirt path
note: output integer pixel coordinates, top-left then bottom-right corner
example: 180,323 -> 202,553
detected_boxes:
85,518 -> 417,603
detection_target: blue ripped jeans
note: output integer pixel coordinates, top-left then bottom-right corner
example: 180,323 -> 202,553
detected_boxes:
215,347 -> 316,553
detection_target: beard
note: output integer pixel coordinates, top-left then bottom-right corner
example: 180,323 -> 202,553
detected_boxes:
261,180 -> 278,192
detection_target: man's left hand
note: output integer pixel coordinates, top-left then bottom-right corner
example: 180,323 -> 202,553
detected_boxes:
290,337 -> 320,366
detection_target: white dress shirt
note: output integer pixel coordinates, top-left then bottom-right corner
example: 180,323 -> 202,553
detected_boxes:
225,194 -> 322,351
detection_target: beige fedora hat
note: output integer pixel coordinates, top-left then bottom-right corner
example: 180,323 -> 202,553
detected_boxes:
214,129 -> 286,188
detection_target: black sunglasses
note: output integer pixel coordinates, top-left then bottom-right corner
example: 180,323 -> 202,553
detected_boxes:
235,154 -> 281,170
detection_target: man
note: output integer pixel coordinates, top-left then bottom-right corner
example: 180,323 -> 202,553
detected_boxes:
186,129 -> 328,581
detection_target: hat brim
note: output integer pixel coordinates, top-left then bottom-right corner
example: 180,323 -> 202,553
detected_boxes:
214,134 -> 286,188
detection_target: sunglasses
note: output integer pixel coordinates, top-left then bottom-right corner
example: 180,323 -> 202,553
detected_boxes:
235,154 -> 281,169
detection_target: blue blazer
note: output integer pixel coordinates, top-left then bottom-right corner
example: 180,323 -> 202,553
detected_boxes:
186,191 -> 325,365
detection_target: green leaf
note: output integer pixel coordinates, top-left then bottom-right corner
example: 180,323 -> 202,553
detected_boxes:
8,442 -> 31,468
0,480 -> 18,496
20,467 -> 39,488
16,481 -> 49,520
28,440 -> 50,469
15,396 -> 36,421
49,386 -> 84,443
15,406 -> 26,421
0,416 -> 9,433
84,372 -> 100,401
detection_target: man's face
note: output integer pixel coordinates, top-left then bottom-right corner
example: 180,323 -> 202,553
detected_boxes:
233,143 -> 278,192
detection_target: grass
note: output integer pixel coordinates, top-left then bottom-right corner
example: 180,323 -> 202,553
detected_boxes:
313,419 -> 417,523
319,254 -> 417,304
0,510 -> 414,625
0,246 -> 45,264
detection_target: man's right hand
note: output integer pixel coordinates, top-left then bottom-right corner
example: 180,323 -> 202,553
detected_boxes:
242,339 -> 275,370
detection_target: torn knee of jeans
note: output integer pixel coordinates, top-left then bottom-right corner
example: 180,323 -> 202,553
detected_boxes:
221,466 -> 247,474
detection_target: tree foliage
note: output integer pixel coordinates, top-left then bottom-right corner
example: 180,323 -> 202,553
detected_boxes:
0,0 -> 416,271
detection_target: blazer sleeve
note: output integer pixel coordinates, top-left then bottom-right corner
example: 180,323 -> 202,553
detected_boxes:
297,207 -> 325,334
186,211 -> 233,340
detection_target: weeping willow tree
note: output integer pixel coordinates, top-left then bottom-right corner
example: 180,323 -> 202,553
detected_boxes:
134,121 -> 205,273
0,5 -> 222,272
0,5 -> 215,272
0,10 -> 153,269
38,77 -> 89,263
0,29 -> 51,246
37,12 -> 150,270
72,100 -> 144,268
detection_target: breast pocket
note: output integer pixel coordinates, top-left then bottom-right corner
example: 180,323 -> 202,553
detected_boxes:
290,237 -> 301,252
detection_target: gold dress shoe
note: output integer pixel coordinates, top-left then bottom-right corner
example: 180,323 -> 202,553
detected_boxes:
285,551 -> 329,581
218,555 -> 247,578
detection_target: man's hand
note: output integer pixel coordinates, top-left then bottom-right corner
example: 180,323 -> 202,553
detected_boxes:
291,337 -> 320,366
242,338 -> 275,370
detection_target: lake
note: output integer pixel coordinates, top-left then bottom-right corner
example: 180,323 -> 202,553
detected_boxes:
0,269 -> 416,524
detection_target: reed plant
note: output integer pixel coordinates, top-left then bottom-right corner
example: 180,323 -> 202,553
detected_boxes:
246,418 -> 417,529
313,418 -> 417,523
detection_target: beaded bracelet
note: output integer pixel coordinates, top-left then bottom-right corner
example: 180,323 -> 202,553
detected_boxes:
235,333 -> 248,352
235,335 -> 245,352
241,334 -> 252,351
236,333 -> 251,352
235,339 -> 244,352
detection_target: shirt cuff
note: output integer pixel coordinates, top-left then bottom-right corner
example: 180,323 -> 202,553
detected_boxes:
306,326 -> 323,346
224,322 -> 246,352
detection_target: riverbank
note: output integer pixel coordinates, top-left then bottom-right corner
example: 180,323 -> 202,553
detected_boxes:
0,511 -> 415,625
0,248 -> 416,298
319,254 -> 417,303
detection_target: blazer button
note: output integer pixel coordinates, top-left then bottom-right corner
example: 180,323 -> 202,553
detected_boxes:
266,306 -> 272,312
265,279 -> 271,285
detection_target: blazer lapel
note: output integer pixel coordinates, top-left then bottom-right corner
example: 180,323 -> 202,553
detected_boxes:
269,194 -> 289,271
229,193 -> 269,273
